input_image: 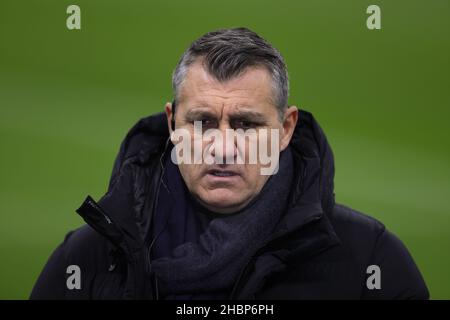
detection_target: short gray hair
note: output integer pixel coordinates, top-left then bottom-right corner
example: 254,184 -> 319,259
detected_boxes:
172,27 -> 289,120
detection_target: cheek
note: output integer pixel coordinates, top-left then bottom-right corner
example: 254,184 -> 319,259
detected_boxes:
178,164 -> 202,186
243,165 -> 263,188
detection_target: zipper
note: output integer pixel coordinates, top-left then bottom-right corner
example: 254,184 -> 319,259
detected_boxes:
78,195 -> 151,299
81,195 -> 114,224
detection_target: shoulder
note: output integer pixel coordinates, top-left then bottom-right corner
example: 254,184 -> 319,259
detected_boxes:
328,203 -> 386,256
321,203 -> 382,266
329,203 -> 429,299
330,203 -> 385,234
61,224 -> 112,269
30,225 -> 111,299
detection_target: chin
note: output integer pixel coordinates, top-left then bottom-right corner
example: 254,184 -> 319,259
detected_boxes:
200,190 -> 248,213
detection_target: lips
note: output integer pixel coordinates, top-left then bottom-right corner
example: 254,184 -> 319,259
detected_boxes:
203,168 -> 241,187
205,168 -> 240,178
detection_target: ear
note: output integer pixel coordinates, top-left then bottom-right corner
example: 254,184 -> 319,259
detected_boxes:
165,102 -> 174,135
280,106 -> 298,151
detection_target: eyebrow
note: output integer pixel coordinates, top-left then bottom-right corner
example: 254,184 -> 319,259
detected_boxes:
184,109 -> 217,122
228,110 -> 268,123
184,108 -> 268,123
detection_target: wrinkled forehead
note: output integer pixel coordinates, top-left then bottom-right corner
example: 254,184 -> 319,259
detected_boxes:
177,60 -> 276,112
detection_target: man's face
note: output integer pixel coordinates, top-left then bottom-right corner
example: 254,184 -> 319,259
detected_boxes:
166,60 -> 297,214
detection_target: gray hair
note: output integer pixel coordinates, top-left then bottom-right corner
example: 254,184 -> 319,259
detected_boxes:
172,27 -> 289,120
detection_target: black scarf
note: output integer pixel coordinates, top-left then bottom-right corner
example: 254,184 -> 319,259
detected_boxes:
151,147 -> 294,299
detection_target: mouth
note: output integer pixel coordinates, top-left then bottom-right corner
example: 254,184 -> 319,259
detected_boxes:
206,169 -> 240,177
205,169 -> 241,182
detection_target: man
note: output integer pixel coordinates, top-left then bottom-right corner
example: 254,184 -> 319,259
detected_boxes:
31,27 -> 429,300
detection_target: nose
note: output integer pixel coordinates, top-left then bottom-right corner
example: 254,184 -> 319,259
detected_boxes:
210,125 -> 237,165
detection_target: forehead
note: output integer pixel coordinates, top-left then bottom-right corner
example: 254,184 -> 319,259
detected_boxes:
178,60 -> 275,110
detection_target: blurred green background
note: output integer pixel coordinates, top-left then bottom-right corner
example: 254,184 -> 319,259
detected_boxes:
1,0 -> 449,299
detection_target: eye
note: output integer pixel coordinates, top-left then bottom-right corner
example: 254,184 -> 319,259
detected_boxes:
194,118 -> 217,128
233,120 -> 256,130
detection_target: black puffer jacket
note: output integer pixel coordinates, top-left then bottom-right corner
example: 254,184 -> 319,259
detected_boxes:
30,110 -> 429,300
